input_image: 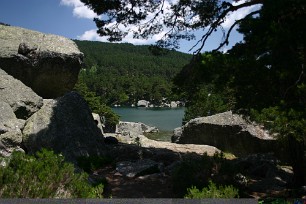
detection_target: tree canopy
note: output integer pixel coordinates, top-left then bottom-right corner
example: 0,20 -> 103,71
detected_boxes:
80,0 -> 263,53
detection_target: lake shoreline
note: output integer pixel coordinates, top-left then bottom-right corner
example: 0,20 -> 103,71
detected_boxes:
112,107 -> 185,132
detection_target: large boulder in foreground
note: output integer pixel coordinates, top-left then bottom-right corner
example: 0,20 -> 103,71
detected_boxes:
0,25 -> 83,98
0,69 -> 43,119
172,111 -> 279,157
22,92 -> 104,162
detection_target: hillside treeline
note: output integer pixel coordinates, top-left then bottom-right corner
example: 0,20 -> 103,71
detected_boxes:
74,40 -> 191,106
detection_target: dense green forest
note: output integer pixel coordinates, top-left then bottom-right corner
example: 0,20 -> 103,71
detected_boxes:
74,40 -> 191,106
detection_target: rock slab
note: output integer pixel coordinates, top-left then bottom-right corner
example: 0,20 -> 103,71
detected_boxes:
0,25 -> 83,98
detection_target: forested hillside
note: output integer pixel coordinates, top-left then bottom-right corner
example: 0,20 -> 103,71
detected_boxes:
74,40 -> 191,106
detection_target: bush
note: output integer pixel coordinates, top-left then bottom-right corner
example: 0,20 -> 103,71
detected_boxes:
0,149 -> 103,198
185,180 -> 239,198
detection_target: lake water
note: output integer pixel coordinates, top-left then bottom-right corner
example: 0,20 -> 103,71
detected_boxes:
112,107 -> 185,131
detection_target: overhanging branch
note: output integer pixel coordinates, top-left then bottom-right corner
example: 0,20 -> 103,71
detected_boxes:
191,0 -> 263,54
213,10 -> 261,52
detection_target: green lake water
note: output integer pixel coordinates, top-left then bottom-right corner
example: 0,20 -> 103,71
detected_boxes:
112,107 -> 185,141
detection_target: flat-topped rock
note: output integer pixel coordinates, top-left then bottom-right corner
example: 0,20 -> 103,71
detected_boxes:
0,25 -> 83,98
138,135 -> 220,156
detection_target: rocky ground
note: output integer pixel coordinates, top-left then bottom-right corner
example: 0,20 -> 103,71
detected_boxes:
91,133 -> 296,199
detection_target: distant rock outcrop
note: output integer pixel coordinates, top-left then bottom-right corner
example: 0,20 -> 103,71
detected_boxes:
172,111 -> 279,157
0,25 -> 83,98
137,100 -> 150,107
22,92 -> 104,162
116,121 -> 158,143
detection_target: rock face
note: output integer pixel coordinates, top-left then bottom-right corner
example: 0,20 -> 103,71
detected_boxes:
0,69 -> 43,119
0,68 -> 42,157
0,101 -> 25,157
0,25 -> 83,98
172,111 -> 278,157
22,92 -> 104,162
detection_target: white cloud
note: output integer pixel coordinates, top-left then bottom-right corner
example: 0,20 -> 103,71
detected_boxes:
76,1 -> 172,45
60,0 -> 82,7
77,28 -> 166,45
78,29 -> 106,41
60,0 -> 97,19
222,0 -> 261,29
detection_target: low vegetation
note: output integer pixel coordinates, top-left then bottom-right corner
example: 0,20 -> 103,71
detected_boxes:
0,149 -> 104,198
185,180 -> 239,199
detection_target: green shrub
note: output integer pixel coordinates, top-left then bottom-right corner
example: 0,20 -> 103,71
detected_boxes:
185,180 -> 239,198
0,149 -> 103,198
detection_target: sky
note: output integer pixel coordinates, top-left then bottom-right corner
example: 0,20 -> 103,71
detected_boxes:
0,0 -> 259,54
